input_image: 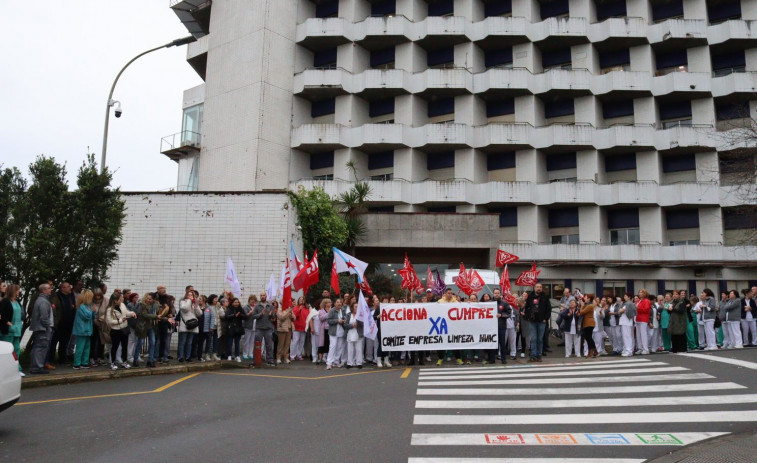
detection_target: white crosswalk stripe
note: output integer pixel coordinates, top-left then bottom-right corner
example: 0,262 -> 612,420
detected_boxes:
408,358 -> 755,463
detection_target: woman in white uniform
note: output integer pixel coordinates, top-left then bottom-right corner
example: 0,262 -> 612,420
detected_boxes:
619,292 -> 636,357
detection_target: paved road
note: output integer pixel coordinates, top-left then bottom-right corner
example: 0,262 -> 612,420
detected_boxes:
2,350 -> 756,462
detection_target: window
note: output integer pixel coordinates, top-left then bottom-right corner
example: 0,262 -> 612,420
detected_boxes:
669,239 -> 700,245
602,281 -> 627,299
371,46 -> 395,69
368,151 -> 394,181
540,0 -> 570,18
371,0 -> 395,16
542,47 -> 572,71
485,0 -> 513,17
712,50 -> 746,77
662,154 -> 696,173
603,100 -> 634,126
485,47 -> 513,69
549,207 -> 579,227
610,228 -> 640,244
313,174 -> 334,180
723,207 -> 757,230
490,207 -> 518,228
369,98 -> 395,123
427,46 -> 454,69
552,234 -> 580,244
181,104 -> 203,145
655,49 -> 687,75
546,152 -> 577,171
311,98 -> 335,123
428,98 -> 455,123
370,173 -> 393,181
659,100 -> 692,128
708,0 -> 741,23
427,151 -> 455,170
315,0 -> 338,18
487,152 -> 516,170
666,209 -> 699,229
651,0 -> 683,22
314,48 -> 337,69
599,49 -> 630,74
368,206 -> 394,212
596,0 -> 627,20
310,151 -> 334,170
486,98 -> 515,122
544,98 -> 575,119
428,0 -> 454,16
605,153 -> 636,172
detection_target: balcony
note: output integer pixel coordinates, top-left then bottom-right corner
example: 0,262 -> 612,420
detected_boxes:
647,19 -> 707,44
160,130 -> 201,161
170,0 -> 211,38
186,34 -> 208,79
290,179 -> 720,207
708,20 -> 757,45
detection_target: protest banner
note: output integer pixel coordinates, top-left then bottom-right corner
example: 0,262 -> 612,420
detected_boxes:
380,302 -> 497,352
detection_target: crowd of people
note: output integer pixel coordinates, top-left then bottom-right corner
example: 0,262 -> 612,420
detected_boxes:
1,280 -> 755,376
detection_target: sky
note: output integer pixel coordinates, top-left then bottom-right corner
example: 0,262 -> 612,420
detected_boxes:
1,2 -> 203,191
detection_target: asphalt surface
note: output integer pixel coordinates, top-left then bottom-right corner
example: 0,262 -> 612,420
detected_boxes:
2,349 -> 757,462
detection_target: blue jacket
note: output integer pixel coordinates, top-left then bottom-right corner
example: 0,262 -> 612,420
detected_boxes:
202,305 -> 216,331
72,304 -> 94,336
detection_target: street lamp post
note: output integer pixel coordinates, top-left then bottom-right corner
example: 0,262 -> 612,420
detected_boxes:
100,35 -> 197,174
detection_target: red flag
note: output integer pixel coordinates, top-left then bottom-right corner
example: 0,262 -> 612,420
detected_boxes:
426,266 -> 434,291
293,250 -> 319,292
399,254 -> 423,294
468,269 -> 485,295
331,261 -> 340,295
359,278 -> 373,296
495,249 -> 519,267
281,262 -> 292,310
500,265 -> 517,305
515,263 -> 541,287
456,263 -> 472,296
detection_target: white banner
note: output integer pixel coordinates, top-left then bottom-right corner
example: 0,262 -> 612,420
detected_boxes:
380,302 -> 497,352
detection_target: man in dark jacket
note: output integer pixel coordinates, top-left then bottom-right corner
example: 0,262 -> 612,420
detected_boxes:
47,282 -> 76,366
523,283 -> 551,362
251,293 -> 275,366
29,284 -> 53,374
493,288 -> 512,365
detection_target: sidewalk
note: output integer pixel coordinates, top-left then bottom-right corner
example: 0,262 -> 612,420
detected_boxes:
647,432 -> 757,463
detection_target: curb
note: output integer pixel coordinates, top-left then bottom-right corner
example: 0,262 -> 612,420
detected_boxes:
645,432 -> 757,463
21,361 -> 248,389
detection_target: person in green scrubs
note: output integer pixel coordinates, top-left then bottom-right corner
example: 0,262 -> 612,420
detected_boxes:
0,283 -> 24,375
660,293 -> 672,351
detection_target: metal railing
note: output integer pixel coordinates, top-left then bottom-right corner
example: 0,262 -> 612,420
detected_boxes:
160,130 -> 201,153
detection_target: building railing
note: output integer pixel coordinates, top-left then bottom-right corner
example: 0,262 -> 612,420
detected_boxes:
160,130 -> 201,153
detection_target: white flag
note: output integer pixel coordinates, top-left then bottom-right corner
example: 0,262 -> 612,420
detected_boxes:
279,262 -> 287,297
266,273 -> 276,301
356,290 -> 377,340
333,247 -> 369,283
225,257 -> 242,298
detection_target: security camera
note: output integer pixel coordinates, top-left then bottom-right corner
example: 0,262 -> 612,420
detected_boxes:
111,100 -> 123,118
114,107 -> 123,118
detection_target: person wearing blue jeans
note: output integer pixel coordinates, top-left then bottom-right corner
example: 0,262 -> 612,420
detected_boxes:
523,283 -> 551,363
177,290 -> 202,362
134,293 -> 159,368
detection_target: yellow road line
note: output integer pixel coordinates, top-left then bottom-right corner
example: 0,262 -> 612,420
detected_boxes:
17,373 -> 201,406
401,367 -> 412,379
15,390 -> 152,406
152,372 -> 201,392
208,368 -> 399,380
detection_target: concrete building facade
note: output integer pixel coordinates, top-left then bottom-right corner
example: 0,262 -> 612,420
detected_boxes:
144,0 -> 757,298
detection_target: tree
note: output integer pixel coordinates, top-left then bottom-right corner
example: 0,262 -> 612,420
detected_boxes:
0,154 -> 125,336
336,160 -> 371,255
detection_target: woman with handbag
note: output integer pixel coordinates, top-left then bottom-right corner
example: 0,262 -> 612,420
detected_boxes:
156,301 -> 175,364
177,289 -> 202,362
105,291 -> 136,370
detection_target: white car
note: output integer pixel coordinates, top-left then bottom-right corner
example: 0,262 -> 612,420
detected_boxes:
0,340 -> 21,413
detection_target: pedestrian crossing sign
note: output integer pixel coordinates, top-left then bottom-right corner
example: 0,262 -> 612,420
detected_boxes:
585,433 -> 630,445
535,434 -> 577,445
635,433 -> 683,445
484,434 -> 525,445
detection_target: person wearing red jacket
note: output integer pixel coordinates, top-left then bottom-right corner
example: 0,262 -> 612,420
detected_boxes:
635,289 -> 652,355
290,297 -> 309,361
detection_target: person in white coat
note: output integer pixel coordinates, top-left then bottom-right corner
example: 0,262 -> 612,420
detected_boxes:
649,296 -> 662,353
593,298 -> 607,356
607,297 -> 623,355
619,292 -> 637,357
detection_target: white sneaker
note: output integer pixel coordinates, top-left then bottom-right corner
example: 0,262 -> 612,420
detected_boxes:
227,356 -> 232,361
735,345 -> 744,349
284,358 -> 290,364
235,356 -> 241,362
621,353 -> 632,357
565,355 -> 570,358
376,358 -> 383,367
200,357 -> 206,362
19,372 -> 25,377
110,363 -> 118,370
276,359 -> 282,364
326,365 -> 332,370
213,354 -> 220,361
120,362 -> 131,369
641,350 -> 649,355
383,357 -> 391,368
520,352 -> 525,358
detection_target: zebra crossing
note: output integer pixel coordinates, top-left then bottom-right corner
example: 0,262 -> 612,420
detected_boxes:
408,357 -> 756,463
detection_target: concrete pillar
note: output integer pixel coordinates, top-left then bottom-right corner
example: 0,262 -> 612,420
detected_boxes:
699,207 -> 724,244
513,0 -> 541,21
297,0 -> 316,23
455,0 -> 485,21
457,205 -> 488,212
513,43 -> 542,73
294,47 -> 314,74
630,44 -> 654,72
743,0 -> 757,20
639,206 -> 664,244
455,148 -> 487,183
334,149 -> 368,181
579,206 -> 601,243
292,96 -> 312,127
746,48 -> 757,71
634,97 -> 656,125
289,149 -> 311,182
395,95 -> 428,127
691,98 -> 716,127
627,0 -> 652,23
515,95 -> 544,126
337,43 -> 370,73
455,42 -> 485,72
396,0 -> 428,21
454,95 -> 487,126
695,151 -> 719,183
339,0 -> 370,21
335,94 -> 369,127
576,150 -> 600,182
682,0 -> 708,19
687,46 -> 711,73
575,95 -> 601,126
394,148 -> 428,181
396,42 -> 427,72
570,0 -> 597,21
516,149 -> 547,183
572,43 -> 599,73
518,206 -> 549,244
636,151 -> 661,182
